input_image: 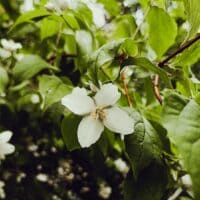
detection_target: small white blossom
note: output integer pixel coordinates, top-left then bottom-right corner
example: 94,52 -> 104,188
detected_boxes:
30,94 -> 40,104
98,183 -> 112,199
45,0 -> 69,13
61,83 -> 134,148
0,181 -> 5,199
20,0 -> 34,13
45,0 -> 106,27
114,158 -> 129,174
1,39 -> 22,52
83,0 -> 106,28
133,9 -> 144,27
0,48 -> 11,59
181,174 -> 192,187
14,53 -> 24,61
0,131 -> 15,160
36,173 -> 49,182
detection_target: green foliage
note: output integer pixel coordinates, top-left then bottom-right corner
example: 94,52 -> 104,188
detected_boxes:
147,6 -> 177,58
38,75 -> 72,110
1,0 -> 200,199
13,55 -> 54,82
61,114 -> 81,151
183,0 -> 200,38
162,98 -> 200,199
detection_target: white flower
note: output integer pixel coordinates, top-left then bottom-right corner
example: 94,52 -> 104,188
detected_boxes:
98,183 -> 112,199
0,131 -> 15,160
61,83 -> 134,147
0,181 -> 5,199
20,0 -> 34,13
84,0 -> 106,28
1,39 -> 22,52
0,48 -> 11,59
114,158 -> 129,174
36,173 -> 49,182
181,174 -> 192,187
45,0 -> 69,13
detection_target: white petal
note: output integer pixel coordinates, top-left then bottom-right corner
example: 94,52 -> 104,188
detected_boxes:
61,87 -> 95,115
0,131 -> 13,143
0,143 -> 15,155
78,116 -> 104,147
103,107 -> 134,135
94,83 -> 121,107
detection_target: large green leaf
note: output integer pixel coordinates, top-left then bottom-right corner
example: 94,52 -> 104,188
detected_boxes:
13,54 -> 54,81
38,75 -> 72,110
161,91 -> 188,135
147,6 -> 177,58
40,16 -> 60,40
183,0 -> 200,38
172,100 -> 200,199
125,111 -> 163,177
162,95 -> 200,199
61,114 -> 81,151
112,14 -> 137,39
124,162 -> 168,200
10,8 -> 50,31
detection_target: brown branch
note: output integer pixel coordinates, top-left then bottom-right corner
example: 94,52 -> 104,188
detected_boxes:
153,33 -> 200,104
158,33 -> 200,67
121,70 -> 132,107
153,75 -> 162,105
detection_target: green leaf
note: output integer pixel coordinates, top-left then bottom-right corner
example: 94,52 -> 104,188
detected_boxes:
0,66 -> 9,94
125,111 -> 163,177
170,100 -> 200,199
40,16 -> 60,40
147,6 -> 177,58
161,91 -> 188,136
119,38 -> 138,57
112,14 -> 137,39
61,114 -> 81,151
64,34 -> 77,55
123,57 -> 172,88
172,42 -> 200,67
38,75 -> 71,110
97,0 -> 120,17
62,12 -> 80,30
10,9 -> 50,31
183,0 -> 200,38
124,162 -> 168,200
13,55 -> 53,82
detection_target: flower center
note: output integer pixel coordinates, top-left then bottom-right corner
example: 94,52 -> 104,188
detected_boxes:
91,108 -> 106,120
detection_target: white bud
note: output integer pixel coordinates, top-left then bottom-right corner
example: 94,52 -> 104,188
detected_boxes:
114,158 -> 129,174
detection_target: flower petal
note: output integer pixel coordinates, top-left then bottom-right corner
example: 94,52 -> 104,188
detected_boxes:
78,116 -> 104,147
94,83 -> 121,107
0,143 -> 15,155
103,107 -> 134,135
61,87 -> 95,115
0,131 -> 13,143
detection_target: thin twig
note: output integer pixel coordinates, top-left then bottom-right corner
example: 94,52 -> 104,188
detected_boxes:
158,33 -> 200,67
153,33 -> 200,104
121,70 -> 132,107
153,75 -> 162,105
